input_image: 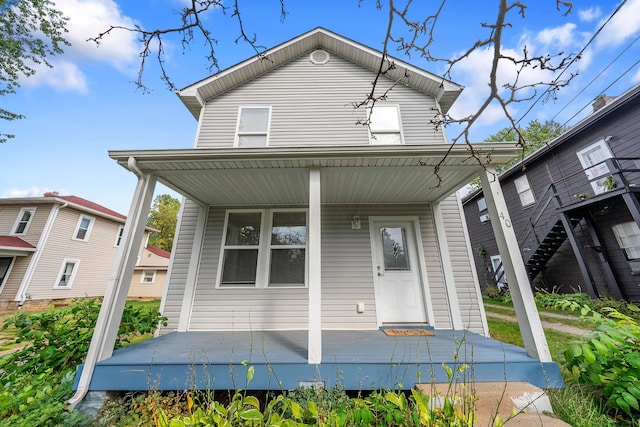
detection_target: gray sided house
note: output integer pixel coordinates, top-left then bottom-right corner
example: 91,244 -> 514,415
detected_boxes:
464,83 -> 640,301
71,28 -> 562,405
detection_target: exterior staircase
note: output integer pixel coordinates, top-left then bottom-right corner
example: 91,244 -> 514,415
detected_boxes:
523,216 -> 581,280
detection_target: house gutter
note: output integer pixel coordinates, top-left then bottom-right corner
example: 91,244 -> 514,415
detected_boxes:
15,201 -> 68,306
69,157 -> 151,408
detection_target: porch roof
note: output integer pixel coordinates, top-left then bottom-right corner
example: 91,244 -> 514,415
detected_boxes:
109,143 -> 519,206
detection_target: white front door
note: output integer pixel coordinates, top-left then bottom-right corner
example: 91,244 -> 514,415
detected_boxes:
371,220 -> 426,324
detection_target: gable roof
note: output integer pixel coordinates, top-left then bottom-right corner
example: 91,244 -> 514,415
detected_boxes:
0,236 -> 36,250
177,27 -> 463,119
146,244 -> 171,259
53,194 -> 127,221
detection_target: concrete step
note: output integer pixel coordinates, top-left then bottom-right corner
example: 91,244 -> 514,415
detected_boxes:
415,381 -> 570,426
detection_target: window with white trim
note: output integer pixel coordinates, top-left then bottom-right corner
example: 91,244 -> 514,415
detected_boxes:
577,139 -> 614,194
369,104 -> 403,145
235,106 -> 271,147
612,222 -> 640,260
54,259 -> 79,289
114,225 -> 125,247
141,270 -> 156,284
477,198 -> 489,222
12,207 -> 36,235
514,174 -> 535,207
73,215 -> 95,241
218,209 -> 307,288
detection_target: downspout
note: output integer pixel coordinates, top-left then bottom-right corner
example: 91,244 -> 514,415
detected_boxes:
16,201 -> 68,307
69,157 -> 153,408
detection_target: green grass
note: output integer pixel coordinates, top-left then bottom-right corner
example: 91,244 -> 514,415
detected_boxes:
483,304 -> 596,330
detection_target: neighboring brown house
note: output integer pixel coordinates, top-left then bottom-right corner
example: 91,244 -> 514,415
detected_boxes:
463,83 -> 640,301
0,192 -> 168,310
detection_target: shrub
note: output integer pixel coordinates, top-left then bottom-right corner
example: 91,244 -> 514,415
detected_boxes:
563,303 -> 640,417
0,298 -> 166,426
534,290 -> 592,311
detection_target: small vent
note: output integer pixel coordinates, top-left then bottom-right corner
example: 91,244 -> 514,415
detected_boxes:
480,214 -> 490,223
310,49 -> 330,65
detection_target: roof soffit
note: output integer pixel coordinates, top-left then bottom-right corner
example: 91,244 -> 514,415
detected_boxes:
176,28 -> 463,118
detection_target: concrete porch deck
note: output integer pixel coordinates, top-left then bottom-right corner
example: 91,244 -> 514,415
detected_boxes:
74,329 -> 563,392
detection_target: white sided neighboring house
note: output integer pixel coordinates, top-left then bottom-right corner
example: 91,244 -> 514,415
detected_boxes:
0,192 -> 167,311
130,244 -> 171,299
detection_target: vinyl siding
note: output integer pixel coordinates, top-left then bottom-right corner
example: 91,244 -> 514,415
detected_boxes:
160,200 -> 201,332
438,195 -> 484,333
129,270 -> 167,298
0,204 -> 52,246
195,53 -> 445,148
26,207 -> 121,300
0,256 -> 31,309
163,202 -> 460,332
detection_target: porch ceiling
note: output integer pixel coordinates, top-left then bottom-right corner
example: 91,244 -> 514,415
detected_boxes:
109,144 -> 519,206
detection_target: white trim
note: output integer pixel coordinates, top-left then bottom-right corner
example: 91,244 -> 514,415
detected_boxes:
576,138 -> 614,194
514,174 -> 535,207
114,225 -> 125,247
140,269 -> 157,284
72,214 -> 95,242
457,194 -> 490,336
53,258 -> 80,289
234,106 -> 272,148
432,202 -> 463,329
308,167 -> 322,364
10,207 -> 36,235
178,203 -> 208,332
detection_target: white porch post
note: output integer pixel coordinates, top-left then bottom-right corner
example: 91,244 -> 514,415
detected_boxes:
479,168 -> 552,362
69,158 -> 157,406
308,167 -> 322,364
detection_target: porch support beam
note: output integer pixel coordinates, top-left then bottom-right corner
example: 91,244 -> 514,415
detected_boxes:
308,167 -> 322,364
479,168 -> 551,362
69,158 -> 157,407
178,203 -> 208,331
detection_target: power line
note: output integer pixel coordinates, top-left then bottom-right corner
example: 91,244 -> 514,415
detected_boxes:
550,32 -> 640,123
514,0 -> 628,125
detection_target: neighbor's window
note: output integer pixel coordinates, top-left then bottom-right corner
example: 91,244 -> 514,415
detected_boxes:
54,259 -> 79,289
477,198 -> 489,223
577,139 -> 614,194
12,207 -> 36,235
219,209 -> 307,288
235,107 -> 271,147
490,254 -> 507,288
73,215 -> 95,241
114,225 -> 125,247
612,222 -> 640,260
514,174 -> 535,207
141,270 -> 156,284
369,105 -> 403,145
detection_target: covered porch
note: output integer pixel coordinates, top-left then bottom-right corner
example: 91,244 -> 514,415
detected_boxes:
76,329 -> 563,391
70,143 -> 558,405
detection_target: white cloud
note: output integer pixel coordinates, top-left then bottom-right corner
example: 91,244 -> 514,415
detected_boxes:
632,68 -> 640,83
578,6 -> 601,22
22,60 -> 88,92
595,0 -> 640,49
3,187 -> 66,198
536,23 -> 579,49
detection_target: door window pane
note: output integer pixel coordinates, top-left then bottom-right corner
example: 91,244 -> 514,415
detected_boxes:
381,227 -> 410,270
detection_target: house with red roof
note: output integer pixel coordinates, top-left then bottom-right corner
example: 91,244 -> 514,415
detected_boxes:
0,192 -> 169,311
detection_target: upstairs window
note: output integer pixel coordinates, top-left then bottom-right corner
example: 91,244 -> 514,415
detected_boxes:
369,105 -> 403,145
12,207 -> 36,235
514,175 -> 535,207
577,139 -> 614,194
477,198 -> 489,223
54,259 -> 79,289
114,225 -> 125,247
141,270 -> 156,284
218,209 -> 307,288
73,215 -> 95,241
612,222 -> 640,260
235,107 -> 271,147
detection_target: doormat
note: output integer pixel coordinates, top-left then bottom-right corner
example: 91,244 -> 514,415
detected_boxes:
382,328 -> 435,337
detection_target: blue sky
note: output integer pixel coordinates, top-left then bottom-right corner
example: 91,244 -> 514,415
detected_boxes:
2,0 -> 640,215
